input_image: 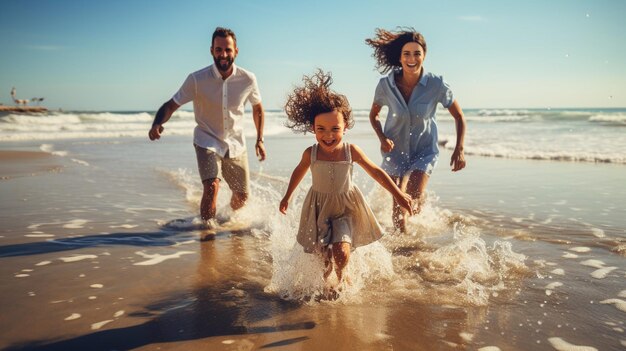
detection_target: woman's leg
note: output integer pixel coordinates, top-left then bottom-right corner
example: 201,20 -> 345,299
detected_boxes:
405,170 -> 429,214
390,175 -> 407,233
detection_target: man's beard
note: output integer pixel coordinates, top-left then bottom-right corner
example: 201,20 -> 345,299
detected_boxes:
213,55 -> 234,72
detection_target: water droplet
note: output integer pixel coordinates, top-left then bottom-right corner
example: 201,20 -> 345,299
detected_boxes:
385,157 -> 391,161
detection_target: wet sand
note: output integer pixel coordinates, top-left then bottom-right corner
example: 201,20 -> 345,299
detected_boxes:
0,150 -> 61,180
0,137 -> 624,351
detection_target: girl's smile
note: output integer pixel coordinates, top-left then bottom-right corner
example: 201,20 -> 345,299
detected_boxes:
313,110 -> 346,155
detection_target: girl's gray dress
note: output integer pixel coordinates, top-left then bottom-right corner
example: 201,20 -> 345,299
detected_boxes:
296,143 -> 384,253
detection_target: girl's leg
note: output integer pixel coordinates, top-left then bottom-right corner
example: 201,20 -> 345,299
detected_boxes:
332,242 -> 351,283
323,247 -> 333,281
406,170 -> 429,213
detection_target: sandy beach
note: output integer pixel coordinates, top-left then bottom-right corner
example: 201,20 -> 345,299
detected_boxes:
0,150 -> 61,180
0,124 -> 624,350
0,106 -> 48,114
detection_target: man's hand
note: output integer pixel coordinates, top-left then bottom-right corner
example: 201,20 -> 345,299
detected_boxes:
255,140 -> 266,161
149,124 -> 164,141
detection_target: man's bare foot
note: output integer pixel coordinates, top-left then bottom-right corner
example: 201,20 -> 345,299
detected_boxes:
200,231 -> 216,241
202,218 -> 218,229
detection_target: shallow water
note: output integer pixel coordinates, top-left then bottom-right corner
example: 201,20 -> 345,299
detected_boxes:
0,133 -> 624,350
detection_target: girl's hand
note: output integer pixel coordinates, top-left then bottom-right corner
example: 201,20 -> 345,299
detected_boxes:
279,197 -> 289,214
450,147 -> 466,172
381,138 -> 394,153
395,192 -> 415,215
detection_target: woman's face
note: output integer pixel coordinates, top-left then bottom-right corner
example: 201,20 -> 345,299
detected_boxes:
399,41 -> 425,74
313,110 -> 345,153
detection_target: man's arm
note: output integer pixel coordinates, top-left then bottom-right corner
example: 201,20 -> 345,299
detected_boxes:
149,99 -> 180,141
252,102 -> 266,161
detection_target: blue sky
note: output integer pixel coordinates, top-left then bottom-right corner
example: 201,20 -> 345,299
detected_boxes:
1,0 -> 624,110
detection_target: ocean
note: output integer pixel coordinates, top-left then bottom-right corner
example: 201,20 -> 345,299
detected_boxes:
0,107 -> 625,350
2,107 -> 625,164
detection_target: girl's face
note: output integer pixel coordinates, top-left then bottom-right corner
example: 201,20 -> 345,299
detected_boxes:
313,110 -> 345,153
399,41 -> 425,74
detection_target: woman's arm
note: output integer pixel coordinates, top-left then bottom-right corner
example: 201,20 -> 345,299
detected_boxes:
447,100 -> 466,172
369,103 -> 394,153
350,144 -> 413,214
279,147 -> 312,214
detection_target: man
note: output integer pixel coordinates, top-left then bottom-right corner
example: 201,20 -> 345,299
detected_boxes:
149,27 -> 266,228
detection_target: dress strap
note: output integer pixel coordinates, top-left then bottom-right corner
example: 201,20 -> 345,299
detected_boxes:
311,143 -> 318,163
344,142 -> 352,163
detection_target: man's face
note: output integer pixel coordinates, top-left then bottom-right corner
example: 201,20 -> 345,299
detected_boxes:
211,35 -> 238,72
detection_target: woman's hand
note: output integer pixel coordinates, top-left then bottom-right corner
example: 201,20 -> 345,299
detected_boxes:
381,138 -> 395,153
450,147 -> 466,172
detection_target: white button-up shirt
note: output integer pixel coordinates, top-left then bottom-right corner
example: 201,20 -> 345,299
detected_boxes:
173,64 -> 261,158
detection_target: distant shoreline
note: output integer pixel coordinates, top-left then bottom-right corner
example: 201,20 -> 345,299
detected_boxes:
0,105 -> 48,113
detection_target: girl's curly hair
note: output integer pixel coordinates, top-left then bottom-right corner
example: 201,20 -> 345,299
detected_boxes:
365,27 -> 427,74
284,69 -> 353,134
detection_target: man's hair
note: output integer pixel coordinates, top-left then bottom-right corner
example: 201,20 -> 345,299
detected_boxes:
365,27 -> 427,74
284,69 -> 353,134
212,27 -> 237,46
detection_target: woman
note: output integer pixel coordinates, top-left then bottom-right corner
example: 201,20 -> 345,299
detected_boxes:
365,28 -> 466,233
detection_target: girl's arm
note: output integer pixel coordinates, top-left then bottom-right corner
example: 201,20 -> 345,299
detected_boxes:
369,103 -> 394,153
279,147 -> 312,214
350,144 -> 414,214
447,100 -> 466,172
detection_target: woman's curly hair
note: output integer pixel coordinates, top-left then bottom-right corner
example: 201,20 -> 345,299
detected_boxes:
365,27 -> 427,74
284,69 -> 353,134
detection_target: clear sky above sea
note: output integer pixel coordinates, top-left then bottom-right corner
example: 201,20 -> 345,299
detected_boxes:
0,0 -> 625,111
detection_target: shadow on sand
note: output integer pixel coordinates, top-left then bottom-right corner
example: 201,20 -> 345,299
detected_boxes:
5,282 -> 313,350
0,218 -> 219,258
5,233 -> 314,350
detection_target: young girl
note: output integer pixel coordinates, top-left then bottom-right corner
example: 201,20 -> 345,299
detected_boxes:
279,70 -> 414,287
